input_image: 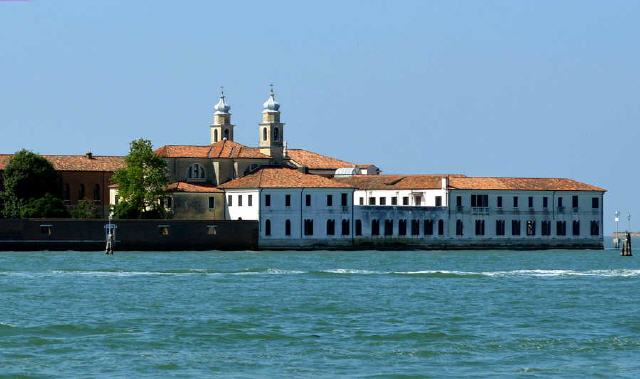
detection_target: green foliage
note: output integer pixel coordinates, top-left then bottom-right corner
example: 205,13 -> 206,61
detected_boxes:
70,200 -> 97,219
19,194 -> 69,218
112,139 -> 168,219
1,150 -> 64,218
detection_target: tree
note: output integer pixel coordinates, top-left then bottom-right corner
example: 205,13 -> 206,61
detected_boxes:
112,139 -> 168,219
1,149 -> 68,218
70,199 -> 97,219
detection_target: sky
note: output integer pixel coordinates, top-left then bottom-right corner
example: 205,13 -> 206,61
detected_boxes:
1,0 -> 638,232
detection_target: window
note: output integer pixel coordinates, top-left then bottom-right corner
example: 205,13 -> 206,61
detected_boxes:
341,193 -> 348,206
590,221 -> 600,236
165,197 -> 173,209
496,220 -> 506,236
558,197 -> 564,208
79,184 -> 85,200
592,197 -> 599,209
438,220 -> 444,236
224,129 -> 229,140
285,220 -> 291,236
265,219 -> 271,236
341,219 -> 350,235
541,221 -> 551,236
305,194 -> 311,206
213,129 -> 218,142
379,197 -> 386,206
208,197 -> 215,209
475,220 -> 485,236
543,197 -> 548,208
456,220 -> 464,236
497,196 -> 503,208
369,197 -> 376,205
556,221 -> 567,236
424,220 -> 433,235
435,196 -> 442,207
526,220 -> 536,236
371,219 -> 380,236
227,195 -> 232,206
403,197 -> 409,206
327,195 -> 333,207
304,219 -> 314,236
93,184 -> 101,201
159,226 -> 170,236
384,220 -> 394,236
273,127 -> 279,141
411,220 -> 420,236
238,195 -> 243,207
511,220 -> 521,236
572,220 -> 580,236
572,195 -> 579,209
359,197 -> 364,206
248,195 -> 253,207
285,194 -> 291,207
471,194 -> 488,207
513,196 -> 519,208
265,194 -> 271,207
63,184 -> 70,201
528,197 -> 534,208
188,163 -> 205,179
456,196 -> 462,207
263,127 -> 267,141
326,219 -> 335,236
413,195 -> 422,206
398,220 -> 407,236
355,220 -> 362,236
391,197 -> 398,206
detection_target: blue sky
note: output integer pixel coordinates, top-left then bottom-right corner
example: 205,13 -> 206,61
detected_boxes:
1,1 -> 638,232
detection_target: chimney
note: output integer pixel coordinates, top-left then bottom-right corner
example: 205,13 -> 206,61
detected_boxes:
441,177 -> 448,190
85,151 -> 93,159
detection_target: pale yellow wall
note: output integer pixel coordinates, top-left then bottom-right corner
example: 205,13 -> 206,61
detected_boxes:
170,192 -> 225,220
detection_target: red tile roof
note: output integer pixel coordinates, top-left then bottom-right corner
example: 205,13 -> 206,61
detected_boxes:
155,140 -> 269,159
166,182 -> 222,193
448,177 -> 606,192
219,167 -> 354,189
334,174 -> 460,190
0,154 -> 124,172
286,149 -> 354,170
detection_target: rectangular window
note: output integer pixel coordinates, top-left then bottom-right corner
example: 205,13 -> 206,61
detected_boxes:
541,221 -> 551,236
341,219 -> 350,236
248,195 -> 253,207
398,220 -> 407,236
285,194 -> 291,207
391,197 -> 398,206
497,196 -> 503,208
456,196 -> 462,207
238,195 -> 243,207
359,197 -> 364,206
411,220 -> 420,236
326,219 -> 335,236
592,197 -> 599,209
304,219 -> 314,236
327,194 -> 333,207
424,220 -> 433,235
556,221 -> 567,236
572,220 -> 580,236
438,220 -> 444,236
355,220 -> 362,236
590,221 -> 600,236
513,196 -> 519,208
456,220 -> 464,236
496,220 -> 505,236
379,197 -> 387,206
265,194 -> 271,207
511,220 -> 521,236
572,195 -> 579,209
208,197 -> 215,209
371,219 -> 380,236
526,220 -> 536,236
341,193 -> 348,207
528,197 -> 533,208
369,197 -> 376,205
471,195 -> 488,208
305,194 -> 311,207
403,197 -> 409,206
475,220 -> 485,236
227,195 -> 233,206
543,197 -> 548,208
384,220 -> 394,236
435,196 -> 442,207
558,197 -> 564,208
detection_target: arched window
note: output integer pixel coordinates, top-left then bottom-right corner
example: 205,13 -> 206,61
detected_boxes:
438,220 -> 444,235
341,219 -> 350,236
285,219 -> 291,236
265,219 -> 271,236
187,163 -> 205,180
263,127 -> 267,141
326,219 -> 335,236
273,127 -> 279,141
224,129 -> 229,140
93,184 -> 101,201
213,129 -> 218,142
79,184 -> 86,200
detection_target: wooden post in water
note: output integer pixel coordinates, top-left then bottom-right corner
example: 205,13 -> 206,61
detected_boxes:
621,232 -> 632,256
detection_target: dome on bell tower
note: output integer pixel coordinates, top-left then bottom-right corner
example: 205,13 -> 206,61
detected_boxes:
214,88 -> 231,115
262,85 -> 280,113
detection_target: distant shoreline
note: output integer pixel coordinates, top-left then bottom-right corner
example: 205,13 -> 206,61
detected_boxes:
612,232 -> 640,237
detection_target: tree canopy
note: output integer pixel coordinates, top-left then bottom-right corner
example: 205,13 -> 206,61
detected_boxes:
112,139 -> 168,219
1,150 -> 68,218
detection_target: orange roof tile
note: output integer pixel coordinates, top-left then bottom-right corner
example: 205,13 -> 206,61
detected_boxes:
219,167 -> 354,189
166,182 -> 222,193
287,149 -> 354,170
448,177 -> 606,192
334,174 -> 461,190
0,154 -> 124,172
155,140 -> 269,159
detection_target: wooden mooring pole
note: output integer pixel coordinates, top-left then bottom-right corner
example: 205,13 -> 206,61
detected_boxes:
621,232 -> 632,256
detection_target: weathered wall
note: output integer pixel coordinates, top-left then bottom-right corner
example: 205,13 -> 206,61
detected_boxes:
0,219 -> 258,251
171,193 -> 225,220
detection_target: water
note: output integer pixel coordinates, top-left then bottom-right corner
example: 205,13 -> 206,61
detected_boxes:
1,248 -> 640,378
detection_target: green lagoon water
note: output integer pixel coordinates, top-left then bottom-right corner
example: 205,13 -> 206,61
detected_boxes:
1,247 -> 640,378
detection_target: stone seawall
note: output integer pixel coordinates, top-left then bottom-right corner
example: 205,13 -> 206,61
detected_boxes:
0,219 -> 258,251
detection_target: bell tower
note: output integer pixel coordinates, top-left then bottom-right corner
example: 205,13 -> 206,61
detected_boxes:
210,87 -> 234,144
259,85 -> 285,160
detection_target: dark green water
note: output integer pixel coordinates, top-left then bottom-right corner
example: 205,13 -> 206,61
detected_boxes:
1,248 -> 639,378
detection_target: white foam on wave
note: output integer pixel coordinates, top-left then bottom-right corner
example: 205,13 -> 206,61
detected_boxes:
322,269 -> 384,275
